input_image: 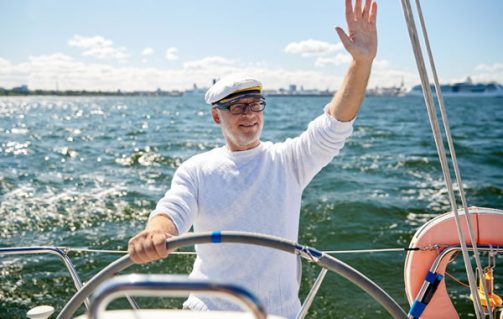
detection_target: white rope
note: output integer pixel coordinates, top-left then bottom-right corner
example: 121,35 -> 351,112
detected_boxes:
413,2 -> 492,317
62,245 -> 503,256
62,246 -> 427,256
324,247 -> 410,254
400,1 -> 483,317
63,247 -> 196,255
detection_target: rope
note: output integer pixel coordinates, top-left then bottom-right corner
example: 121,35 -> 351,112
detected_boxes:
413,1 -> 491,317
445,271 -> 470,289
324,247 -> 419,254
445,252 -> 471,288
61,246 -> 429,256
50,244 -> 503,258
400,1 -> 483,317
62,247 -> 196,255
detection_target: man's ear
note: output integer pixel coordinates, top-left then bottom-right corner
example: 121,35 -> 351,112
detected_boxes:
211,107 -> 221,124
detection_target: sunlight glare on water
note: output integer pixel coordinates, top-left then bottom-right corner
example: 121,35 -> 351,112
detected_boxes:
0,95 -> 502,318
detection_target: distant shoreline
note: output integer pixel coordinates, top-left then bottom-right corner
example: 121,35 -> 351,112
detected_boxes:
0,89 -> 184,97
2,88 -> 501,98
0,90 -> 393,98
0,90 -> 335,97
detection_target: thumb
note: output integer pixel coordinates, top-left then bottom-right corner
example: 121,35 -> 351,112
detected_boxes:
335,26 -> 351,51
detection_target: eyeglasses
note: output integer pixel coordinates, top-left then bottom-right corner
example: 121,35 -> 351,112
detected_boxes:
215,97 -> 266,115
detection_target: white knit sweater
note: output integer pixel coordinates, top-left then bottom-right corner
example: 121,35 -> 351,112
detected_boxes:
151,110 -> 354,318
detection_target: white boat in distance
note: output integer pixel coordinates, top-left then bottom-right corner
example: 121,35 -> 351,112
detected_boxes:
407,77 -> 503,97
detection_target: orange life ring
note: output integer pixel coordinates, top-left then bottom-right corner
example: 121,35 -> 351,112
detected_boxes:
404,206 -> 503,318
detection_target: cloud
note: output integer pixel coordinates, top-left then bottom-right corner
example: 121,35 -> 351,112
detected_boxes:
0,52 -> 405,91
0,57 -> 11,68
142,47 -> 154,56
0,53 -> 344,91
312,56 -> 420,90
474,63 -> 503,72
68,35 -> 112,49
3,50 -> 499,93
470,63 -> 503,83
284,39 -> 343,57
165,47 -> 178,61
68,35 -> 129,61
368,68 -> 418,90
183,56 -> 234,70
0,57 -> 29,89
373,59 -> 391,69
315,53 -> 352,67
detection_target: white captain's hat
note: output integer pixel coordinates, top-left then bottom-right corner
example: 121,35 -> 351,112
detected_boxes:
205,73 -> 263,105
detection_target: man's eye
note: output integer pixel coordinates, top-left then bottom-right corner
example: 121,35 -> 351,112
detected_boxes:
230,104 -> 246,110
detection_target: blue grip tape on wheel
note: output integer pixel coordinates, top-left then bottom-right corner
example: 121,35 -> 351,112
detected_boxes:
211,231 -> 222,243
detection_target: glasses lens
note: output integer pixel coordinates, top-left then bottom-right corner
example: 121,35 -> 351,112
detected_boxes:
229,104 -> 246,114
225,99 -> 266,114
250,101 -> 265,112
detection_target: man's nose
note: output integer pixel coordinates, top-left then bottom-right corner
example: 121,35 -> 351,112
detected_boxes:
242,105 -> 253,114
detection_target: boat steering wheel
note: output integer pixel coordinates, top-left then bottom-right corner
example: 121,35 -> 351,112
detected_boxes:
57,231 -> 408,319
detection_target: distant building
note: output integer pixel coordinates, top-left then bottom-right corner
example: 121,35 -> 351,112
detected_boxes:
184,83 -> 207,96
264,85 -> 333,97
12,85 -> 29,94
367,79 -> 406,97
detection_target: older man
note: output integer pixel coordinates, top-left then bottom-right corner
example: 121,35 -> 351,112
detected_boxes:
128,0 -> 377,317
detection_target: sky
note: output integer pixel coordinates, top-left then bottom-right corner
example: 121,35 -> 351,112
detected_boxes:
0,0 -> 502,92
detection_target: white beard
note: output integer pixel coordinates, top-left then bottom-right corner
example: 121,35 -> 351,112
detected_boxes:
220,123 -> 263,150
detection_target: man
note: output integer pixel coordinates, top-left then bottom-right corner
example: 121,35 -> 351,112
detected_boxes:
128,0 -> 377,317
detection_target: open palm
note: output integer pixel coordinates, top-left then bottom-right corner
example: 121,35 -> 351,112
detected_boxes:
336,0 -> 378,63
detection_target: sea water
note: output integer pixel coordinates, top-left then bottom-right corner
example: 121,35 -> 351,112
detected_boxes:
1,95 -> 502,318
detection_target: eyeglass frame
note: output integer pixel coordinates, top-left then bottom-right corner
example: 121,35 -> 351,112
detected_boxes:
213,94 -> 266,115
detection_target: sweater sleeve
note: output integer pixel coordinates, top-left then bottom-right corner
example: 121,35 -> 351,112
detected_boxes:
282,106 -> 354,189
149,163 -> 198,234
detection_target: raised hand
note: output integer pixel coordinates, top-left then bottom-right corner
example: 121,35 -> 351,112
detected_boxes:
336,0 -> 378,64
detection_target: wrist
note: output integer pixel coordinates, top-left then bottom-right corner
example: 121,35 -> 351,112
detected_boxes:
350,57 -> 374,69
146,214 -> 178,235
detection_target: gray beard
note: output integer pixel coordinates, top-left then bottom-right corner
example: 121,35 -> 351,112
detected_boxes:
221,125 -> 263,149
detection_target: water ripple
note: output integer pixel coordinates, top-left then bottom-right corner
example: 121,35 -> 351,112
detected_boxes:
0,96 -> 501,318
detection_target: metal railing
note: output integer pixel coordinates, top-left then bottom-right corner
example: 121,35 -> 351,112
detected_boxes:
0,246 -> 90,310
89,274 -> 268,319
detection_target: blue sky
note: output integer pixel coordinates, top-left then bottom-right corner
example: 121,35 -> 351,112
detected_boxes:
0,0 -> 502,91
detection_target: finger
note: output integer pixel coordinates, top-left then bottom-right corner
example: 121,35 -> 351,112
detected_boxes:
136,242 -> 151,264
354,0 -> 362,21
369,1 -> 378,25
363,0 -> 371,20
152,232 -> 169,258
335,27 -> 352,51
128,246 -> 137,263
130,241 -> 147,264
128,238 -> 142,264
345,0 -> 354,23
143,238 -> 161,261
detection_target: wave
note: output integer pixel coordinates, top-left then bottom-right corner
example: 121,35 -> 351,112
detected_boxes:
0,182 -> 153,240
115,148 -> 183,168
